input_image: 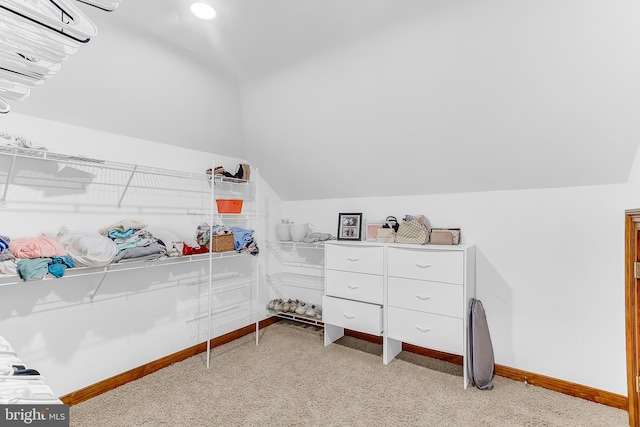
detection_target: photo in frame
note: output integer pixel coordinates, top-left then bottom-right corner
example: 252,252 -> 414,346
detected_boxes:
366,223 -> 380,242
337,212 -> 363,241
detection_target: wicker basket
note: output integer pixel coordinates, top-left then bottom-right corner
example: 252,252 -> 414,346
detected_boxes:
208,233 -> 235,253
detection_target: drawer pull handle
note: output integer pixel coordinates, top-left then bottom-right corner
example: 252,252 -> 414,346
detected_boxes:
415,263 -> 431,268
347,257 -> 360,262
347,284 -> 360,289
343,314 -> 356,319
415,326 -> 431,333
415,294 -> 431,301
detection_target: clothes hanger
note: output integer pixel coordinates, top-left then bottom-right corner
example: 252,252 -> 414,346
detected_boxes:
0,50 -> 61,80
75,0 -> 122,12
0,0 -> 97,44
0,0 -> 121,112
0,15 -> 81,61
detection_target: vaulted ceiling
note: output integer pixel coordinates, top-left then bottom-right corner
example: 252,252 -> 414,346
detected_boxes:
6,0 -> 640,201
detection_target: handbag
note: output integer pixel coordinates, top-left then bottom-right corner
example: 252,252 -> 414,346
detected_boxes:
382,216 -> 399,232
376,216 -> 399,243
376,227 -> 396,243
395,216 -> 430,245
431,228 -> 461,245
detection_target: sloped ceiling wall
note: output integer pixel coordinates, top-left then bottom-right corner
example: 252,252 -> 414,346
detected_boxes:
241,0 -> 640,200
6,1 -> 246,160
4,0 -> 640,201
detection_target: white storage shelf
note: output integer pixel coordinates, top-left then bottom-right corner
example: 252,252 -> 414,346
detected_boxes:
0,146 -> 254,288
0,252 -> 248,289
265,272 -> 324,326
188,273 -> 256,336
0,145 -> 261,367
265,240 -> 325,268
266,241 -> 325,327
0,146 -> 210,211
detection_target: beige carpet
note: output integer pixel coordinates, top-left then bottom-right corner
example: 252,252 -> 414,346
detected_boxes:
69,321 -> 628,426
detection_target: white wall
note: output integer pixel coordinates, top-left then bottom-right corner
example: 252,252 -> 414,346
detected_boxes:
627,141 -> 640,208
0,114 -> 280,397
0,113 -> 631,398
9,8 -> 246,157
282,183 -> 628,395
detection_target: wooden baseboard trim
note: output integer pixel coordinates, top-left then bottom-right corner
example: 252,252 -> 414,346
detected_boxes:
343,330 -> 464,365
344,329 -> 383,344
60,317 -> 280,406
344,329 -> 627,411
494,364 -> 627,410
402,342 -> 464,365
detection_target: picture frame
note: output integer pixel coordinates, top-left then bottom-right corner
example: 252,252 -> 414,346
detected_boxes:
366,223 -> 380,242
337,212 -> 363,241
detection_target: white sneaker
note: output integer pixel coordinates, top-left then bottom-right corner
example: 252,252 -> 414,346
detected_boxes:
295,302 -> 307,315
305,305 -> 316,317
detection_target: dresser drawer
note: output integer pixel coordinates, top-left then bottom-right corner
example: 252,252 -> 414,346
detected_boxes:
388,277 -> 463,318
326,244 -> 384,275
387,247 -> 463,284
322,296 -> 383,336
387,307 -> 463,354
325,270 -> 383,304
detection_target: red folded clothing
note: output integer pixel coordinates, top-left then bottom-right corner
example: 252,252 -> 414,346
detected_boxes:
182,243 -> 209,255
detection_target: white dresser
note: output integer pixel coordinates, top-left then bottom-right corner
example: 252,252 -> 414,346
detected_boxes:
323,243 -> 384,344
323,241 -> 476,388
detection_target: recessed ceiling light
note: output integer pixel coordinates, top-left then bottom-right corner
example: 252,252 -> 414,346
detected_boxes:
190,3 -> 217,20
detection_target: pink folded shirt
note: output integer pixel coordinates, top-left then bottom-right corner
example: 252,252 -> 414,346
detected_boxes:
9,236 -> 68,259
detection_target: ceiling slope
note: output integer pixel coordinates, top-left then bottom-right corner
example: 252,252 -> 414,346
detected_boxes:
241,0 -> 640,200
5,0 -> 640,201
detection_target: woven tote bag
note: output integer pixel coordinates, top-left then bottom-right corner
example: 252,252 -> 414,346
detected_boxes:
395,218 -> 429,244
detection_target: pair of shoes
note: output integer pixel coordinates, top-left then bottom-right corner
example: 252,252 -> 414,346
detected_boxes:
305,304 -> 317,317
269,299 -> 283,312
295,302 -> 308,316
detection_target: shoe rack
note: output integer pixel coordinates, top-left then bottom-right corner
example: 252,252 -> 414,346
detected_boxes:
265,241 -> 325,327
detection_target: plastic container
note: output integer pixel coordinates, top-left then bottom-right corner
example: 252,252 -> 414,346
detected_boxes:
216,199 -> 243,214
